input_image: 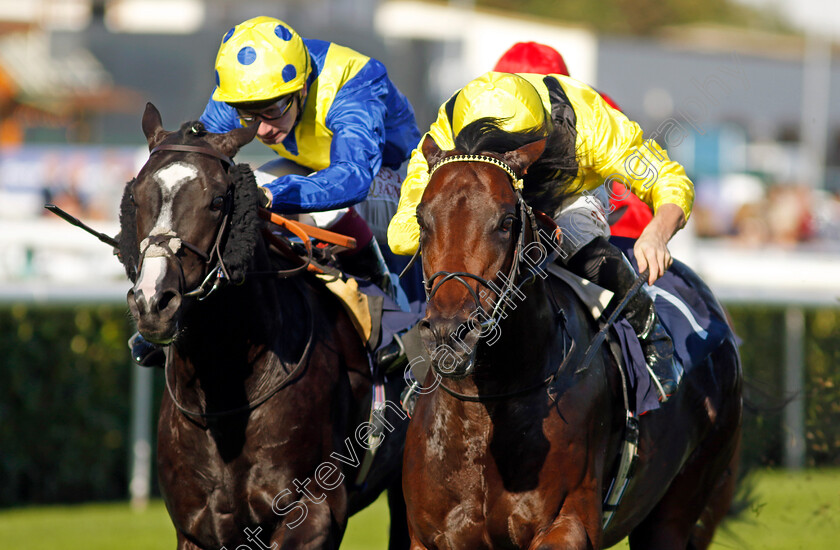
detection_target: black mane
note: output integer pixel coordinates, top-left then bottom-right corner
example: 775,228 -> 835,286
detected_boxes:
453,117 -> 579,215
223,163 -> 261,285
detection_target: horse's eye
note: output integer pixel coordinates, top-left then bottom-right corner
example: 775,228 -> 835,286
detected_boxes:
129,193 -> 136,206
499,215 -> 516,233
210,196 -> 225,211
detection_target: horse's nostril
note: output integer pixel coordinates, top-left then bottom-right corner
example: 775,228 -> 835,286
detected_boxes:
158,291 -> 175,311
156,291 -> 179,313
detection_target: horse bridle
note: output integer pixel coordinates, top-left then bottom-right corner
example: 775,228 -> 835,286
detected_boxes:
422,154 -> 649,405
420,153 -> 583,401
136,142 -> 236,301
423,154 -> 552,332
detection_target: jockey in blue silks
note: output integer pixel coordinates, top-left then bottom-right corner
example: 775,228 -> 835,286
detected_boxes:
130,16 -> 422,373
201,16 -> 421,296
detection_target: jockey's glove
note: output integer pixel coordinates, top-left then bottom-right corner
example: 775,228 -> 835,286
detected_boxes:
259,186 -> 272,209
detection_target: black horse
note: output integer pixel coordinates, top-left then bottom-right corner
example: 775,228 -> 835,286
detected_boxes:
118,103 -> 409,549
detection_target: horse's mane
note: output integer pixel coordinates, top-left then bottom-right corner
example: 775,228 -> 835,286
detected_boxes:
224,163 -> 261,285
453,117 -> 580,215
118,121 -> 261,286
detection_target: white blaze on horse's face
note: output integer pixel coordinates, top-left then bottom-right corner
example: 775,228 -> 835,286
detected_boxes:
135,256 -> 168,307
134,161 -> 199,307
151,162 -> 199,233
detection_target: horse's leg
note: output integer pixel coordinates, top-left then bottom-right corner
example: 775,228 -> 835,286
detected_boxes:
175,534 -> 204,549
267,499 -> 346,550
528,493 -> 601,550
408,533 -> 429,549
406,522 -> 431,550
626,445 -> 739,550
687,436 -> 741,550
387,476 -> 411,550
527,514 -> 595,550
629,345 -> 742,550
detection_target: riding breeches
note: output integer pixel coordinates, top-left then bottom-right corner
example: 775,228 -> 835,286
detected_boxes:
553,185 -> 611,260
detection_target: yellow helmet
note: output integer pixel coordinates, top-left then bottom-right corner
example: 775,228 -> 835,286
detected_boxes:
452,72 -> 548,135
212,16 -> 311,104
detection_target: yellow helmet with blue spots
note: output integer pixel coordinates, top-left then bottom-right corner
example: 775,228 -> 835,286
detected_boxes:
213,16 -> 311,104
452,72 -> 548,135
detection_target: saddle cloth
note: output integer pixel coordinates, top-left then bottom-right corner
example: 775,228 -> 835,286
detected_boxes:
319,273 -> 423,355
547,237 -> 732,414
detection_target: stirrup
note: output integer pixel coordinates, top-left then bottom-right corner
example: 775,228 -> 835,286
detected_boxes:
400,380 -> 421,417
646,357 -> 683,402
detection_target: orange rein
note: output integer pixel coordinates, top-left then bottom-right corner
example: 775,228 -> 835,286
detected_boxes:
258,208 -> 357,273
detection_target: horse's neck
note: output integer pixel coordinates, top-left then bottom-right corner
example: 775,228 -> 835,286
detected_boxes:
171,252 -> 308,407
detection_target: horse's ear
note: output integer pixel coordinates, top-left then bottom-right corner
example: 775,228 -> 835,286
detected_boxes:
142,103 -> 168,151
421,134 -> 446,169
206,124 -> 259,159
502,138 -> 547,176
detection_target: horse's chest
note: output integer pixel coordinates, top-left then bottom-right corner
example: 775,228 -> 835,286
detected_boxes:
157,414 -> 297,539
430,491 -> 553,548
417,411 -> 560,546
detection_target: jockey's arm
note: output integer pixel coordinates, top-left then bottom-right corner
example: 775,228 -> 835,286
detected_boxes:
387,144 -> 428,256
199,75 -> 390,214
635,202 -> 686,284
582,86 -> 694,284
387,98 -> 457,256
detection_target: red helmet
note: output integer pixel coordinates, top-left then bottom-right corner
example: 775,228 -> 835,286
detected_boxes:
494,42 -> 569,76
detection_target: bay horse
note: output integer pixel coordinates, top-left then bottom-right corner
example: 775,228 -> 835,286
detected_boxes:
402,122 -> 743,549
118,103 -> 409,549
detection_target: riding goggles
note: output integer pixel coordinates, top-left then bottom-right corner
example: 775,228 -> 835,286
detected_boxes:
237,93 -> 299,124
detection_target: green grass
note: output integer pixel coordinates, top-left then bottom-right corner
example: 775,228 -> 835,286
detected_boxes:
0,469 -> 837,549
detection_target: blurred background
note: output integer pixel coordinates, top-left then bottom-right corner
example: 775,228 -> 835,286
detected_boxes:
0,0 -> 838,548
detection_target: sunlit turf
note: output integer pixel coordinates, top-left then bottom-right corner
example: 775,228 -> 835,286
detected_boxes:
0,468 -> 836,549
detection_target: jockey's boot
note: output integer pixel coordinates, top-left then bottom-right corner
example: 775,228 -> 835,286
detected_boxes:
338,238 -> 396,300
375,331 -> 408,374
128,332 -> 165,368
566,236 -> 681,402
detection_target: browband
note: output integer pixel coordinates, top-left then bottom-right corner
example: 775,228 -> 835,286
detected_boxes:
150,144 -> 234,169
429,154 -> 523,190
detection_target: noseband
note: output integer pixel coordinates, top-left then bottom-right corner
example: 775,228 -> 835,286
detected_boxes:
424,154 -> 548,332
137,142 -> 235,300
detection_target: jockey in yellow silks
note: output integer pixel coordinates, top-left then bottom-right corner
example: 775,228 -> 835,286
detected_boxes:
388,71 -> 691,401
